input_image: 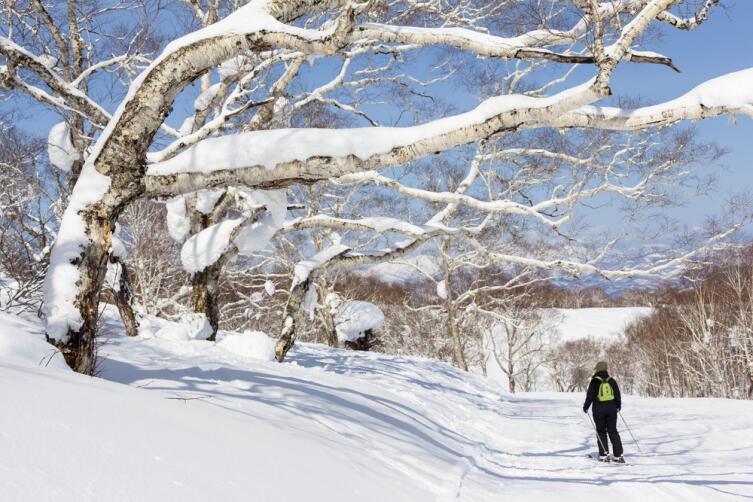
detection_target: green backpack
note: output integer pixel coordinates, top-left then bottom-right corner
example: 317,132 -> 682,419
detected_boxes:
594,376 -> 614,402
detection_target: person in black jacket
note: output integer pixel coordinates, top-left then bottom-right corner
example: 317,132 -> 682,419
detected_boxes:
583,361 -> 624,463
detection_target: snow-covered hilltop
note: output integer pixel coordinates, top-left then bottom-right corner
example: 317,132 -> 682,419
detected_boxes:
2,310 -> 752,501
551,307 -> 652,343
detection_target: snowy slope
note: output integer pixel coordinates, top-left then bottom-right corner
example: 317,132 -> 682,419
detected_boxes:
548,307 -> 652,343
2,310 -> 753,501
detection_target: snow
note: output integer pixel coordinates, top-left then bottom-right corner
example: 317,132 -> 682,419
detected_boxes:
628,49 -> 668,59
436,279 -> 447,299
151,314 -> 213,341
686,67 -> 753,107
264,280 -> 276,296
165,195 -> 191,242
193,82 -> 222,111
357,254 -> 441,283
301,284 -> 318,318
194,189 -> 225,214
334,300 -> 385,342
178,190 -> 287,272
0,276 -> 19,309
43,161 -> 111,340
110,232 -> 127,260
37,54 -> 57,68
293,244 -> 350,286
216,330 -> 275,361
356,216 -> 426,234
47,121 -> 79,172
233,189 -> 287,256
0,312 -> 69,370
218,55 -> 254,80
147,78 -> 596,176
576,67 -> 753,120
180,218 -> 243,273
178,116 -> 195,136
548,307 -> 652,343
3,309 -> 753,501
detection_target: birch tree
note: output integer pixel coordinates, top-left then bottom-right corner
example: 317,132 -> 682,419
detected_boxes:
11,0 -> 749,374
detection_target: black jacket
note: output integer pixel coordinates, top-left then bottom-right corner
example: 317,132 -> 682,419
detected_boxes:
583,370 -> 621,412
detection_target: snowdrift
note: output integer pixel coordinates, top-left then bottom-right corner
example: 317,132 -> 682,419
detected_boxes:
2,310 -> 752,501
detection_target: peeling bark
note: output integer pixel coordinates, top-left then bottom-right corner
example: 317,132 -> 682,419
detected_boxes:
192,262 -> 222,341
109,255 -> 141,338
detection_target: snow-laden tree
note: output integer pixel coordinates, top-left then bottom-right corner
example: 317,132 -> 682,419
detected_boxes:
0,0 -> 171,334
10,0 -> 750,374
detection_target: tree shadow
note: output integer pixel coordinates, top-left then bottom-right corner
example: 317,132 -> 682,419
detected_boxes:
97,340 -> 753,499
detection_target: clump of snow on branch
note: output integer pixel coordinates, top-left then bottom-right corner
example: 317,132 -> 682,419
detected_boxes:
195,189 -> 226,214
181,218 -> 243,274
436,280 -> 448,300
264,280 -> 276,296
358,255 -> 440,284
110,226 -> 127,260
575,68 -> 753,122
233,189 -> 287,255
165,196 -> 191,242
47,122 -> 79,172
194,82 -> 222,111
293,244 -> 350,286
179,189 -> 287,273
682,68 -> 753,108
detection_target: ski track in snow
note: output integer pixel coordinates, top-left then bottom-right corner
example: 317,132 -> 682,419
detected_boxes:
2,309 -> 753,501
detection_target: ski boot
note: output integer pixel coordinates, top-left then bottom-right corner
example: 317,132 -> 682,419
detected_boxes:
612,456 -> 626,464
598,455 -> 610,463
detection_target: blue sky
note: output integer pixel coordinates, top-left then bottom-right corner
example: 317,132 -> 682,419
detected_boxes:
15,1 -> 753,233
606,0 -> 753,226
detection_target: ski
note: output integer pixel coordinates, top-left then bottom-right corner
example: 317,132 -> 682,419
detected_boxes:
585,453 -> 628,465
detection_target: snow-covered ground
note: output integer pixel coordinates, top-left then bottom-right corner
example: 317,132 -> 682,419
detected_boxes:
549,307 -> 653,343
2,309 -> 752,501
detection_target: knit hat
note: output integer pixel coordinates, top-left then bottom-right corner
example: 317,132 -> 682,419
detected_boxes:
594,361 -> 608,373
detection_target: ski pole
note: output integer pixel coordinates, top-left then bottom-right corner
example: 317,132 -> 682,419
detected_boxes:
584,411 -> 609,457
619,411 -> 643,454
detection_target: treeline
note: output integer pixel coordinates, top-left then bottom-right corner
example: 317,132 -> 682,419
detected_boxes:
620,247 -> 753,399
4,191 -> 752,399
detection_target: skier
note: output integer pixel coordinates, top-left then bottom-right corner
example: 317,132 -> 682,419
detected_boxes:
583,361 -> 625,463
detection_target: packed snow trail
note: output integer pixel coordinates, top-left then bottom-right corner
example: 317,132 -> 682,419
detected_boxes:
2,310 -> 753,501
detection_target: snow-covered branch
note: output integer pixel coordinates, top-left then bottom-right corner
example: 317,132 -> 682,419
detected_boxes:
0,37 -> 110,126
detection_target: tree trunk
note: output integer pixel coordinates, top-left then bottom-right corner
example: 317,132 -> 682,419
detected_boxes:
192,261 -> 221,341
110,256 -> 141,338
441,239 -> 467,371
319,281 -> 338,347
507,347 -> 516,393
477,330 -> 487,377
46,212 -> 115,374
275,278 -> 310,362
447,301 -> 467,371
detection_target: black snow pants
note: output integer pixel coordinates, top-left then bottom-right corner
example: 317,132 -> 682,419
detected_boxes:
593,404 -> 623,457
